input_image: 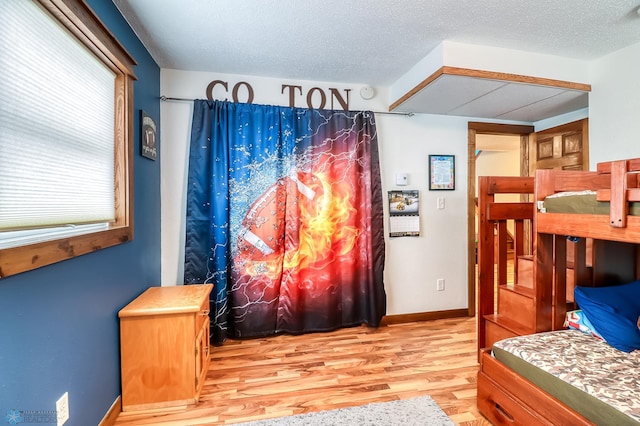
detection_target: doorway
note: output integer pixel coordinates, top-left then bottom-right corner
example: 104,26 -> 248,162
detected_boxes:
466,122 -> 534,317
466,119 -> 589,317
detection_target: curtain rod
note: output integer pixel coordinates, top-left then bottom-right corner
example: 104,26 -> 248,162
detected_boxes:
159,96 -> 414,117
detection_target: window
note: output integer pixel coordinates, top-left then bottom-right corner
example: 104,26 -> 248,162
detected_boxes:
0,0 -> 136,278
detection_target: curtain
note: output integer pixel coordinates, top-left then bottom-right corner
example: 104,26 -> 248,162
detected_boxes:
184,100 -> 385,344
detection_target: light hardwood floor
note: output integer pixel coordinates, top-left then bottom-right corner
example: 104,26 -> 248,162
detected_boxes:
114,316 -> 491,425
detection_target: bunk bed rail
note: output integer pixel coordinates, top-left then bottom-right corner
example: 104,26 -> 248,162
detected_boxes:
534,158 -> 640,329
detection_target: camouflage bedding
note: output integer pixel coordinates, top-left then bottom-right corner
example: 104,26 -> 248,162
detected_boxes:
493,330 -> 640,423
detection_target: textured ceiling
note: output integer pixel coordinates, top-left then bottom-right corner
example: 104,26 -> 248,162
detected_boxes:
113,0 -> 640,120
114,0 -> 640,85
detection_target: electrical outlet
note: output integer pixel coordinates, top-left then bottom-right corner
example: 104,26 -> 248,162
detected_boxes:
56,392 -> 69,426
436,278 -> 445,291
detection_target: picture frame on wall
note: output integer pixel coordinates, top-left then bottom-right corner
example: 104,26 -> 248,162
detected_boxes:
429,154 -> 455,190
140,110 -> 157,161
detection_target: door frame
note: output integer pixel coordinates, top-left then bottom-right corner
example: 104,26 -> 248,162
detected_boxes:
466,122 -> 534,317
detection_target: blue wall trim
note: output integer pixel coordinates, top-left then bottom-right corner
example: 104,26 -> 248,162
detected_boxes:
0,1 -> 161,424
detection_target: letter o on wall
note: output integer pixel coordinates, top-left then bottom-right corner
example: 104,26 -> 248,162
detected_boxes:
306,87 -> 326,109
232,82 -> 254,104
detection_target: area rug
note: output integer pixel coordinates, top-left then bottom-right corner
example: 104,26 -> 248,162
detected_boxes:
233,396 -> 454,426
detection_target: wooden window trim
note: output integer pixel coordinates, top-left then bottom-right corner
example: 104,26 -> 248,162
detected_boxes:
0,0 -> 137,278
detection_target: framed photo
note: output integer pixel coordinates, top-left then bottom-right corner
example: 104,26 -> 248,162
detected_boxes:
140,110 -> 157,160
429,155 -> 455,190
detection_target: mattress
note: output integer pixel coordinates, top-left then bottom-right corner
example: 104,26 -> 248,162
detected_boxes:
492,330 -> 640,425
542,190 -> 640,215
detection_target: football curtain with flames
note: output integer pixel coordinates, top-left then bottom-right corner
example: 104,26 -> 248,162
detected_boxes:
184,100 -> 385,344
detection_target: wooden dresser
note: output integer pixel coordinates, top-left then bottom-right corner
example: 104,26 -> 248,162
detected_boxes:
119,284 -> 212,412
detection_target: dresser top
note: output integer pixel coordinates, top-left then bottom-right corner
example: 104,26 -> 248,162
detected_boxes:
118,284 -> 212,317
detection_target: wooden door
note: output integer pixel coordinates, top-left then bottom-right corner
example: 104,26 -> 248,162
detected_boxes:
529,119 -> 589,173
530,118 -> 589,301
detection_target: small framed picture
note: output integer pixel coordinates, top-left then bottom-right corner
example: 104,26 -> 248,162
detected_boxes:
429,155 -> 455,190
140,110 -> 157,160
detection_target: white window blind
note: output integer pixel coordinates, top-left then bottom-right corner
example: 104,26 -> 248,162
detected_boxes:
0,1 -> 116,241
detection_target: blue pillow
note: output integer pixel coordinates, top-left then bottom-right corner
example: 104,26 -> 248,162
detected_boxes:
574,280 -> 640,352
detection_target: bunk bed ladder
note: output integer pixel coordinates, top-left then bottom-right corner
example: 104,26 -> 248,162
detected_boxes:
477,176 -> 536,357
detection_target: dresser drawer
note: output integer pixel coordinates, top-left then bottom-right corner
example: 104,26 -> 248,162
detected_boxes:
477,373 -> 549,425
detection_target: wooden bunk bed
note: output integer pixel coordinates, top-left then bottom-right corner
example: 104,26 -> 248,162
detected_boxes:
477,158 -> 640,425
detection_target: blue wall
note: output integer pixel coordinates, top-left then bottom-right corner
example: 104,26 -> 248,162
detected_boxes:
0,1 -> 160,424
